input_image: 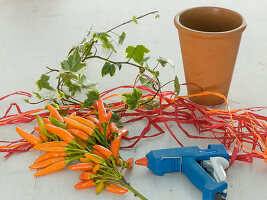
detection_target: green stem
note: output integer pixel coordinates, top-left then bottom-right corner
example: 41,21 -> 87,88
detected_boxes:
121,178 -> 148,200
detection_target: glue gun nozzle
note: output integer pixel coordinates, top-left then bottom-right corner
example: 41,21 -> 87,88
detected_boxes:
135,157 -> 148,166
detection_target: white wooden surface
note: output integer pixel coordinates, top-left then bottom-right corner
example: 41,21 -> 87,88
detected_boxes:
0,0 -> 267,199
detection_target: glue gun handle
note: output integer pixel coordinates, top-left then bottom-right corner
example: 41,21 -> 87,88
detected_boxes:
182,158 -> 227,200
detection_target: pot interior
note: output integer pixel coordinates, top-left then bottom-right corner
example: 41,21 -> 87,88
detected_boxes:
179,7 -> 243,32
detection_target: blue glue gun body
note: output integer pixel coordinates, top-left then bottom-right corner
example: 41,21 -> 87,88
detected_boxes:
145,144 -> 229,200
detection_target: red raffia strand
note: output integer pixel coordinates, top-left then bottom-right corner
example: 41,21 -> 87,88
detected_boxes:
1,89 -> 267,167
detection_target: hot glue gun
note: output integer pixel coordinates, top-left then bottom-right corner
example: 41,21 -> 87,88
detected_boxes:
136,144 -> 229,200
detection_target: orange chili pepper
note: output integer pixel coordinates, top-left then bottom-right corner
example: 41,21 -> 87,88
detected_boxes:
86,116 -> 100,127
69,116 -> 97,130
45,124 -> 74,143
33,141 -> 68,150
124,157 -> 134,168
34,160 -> 67,176
110,122 -> 119,133
93,164 -> 100,173
16,127 -> 42,145
34,152 -> 67,164
69,112 -> 76,117
42,118 -> 52,124
110,136 -> 121,158
68,129 -> 89,141
79,157 -> 90,163
106,111 -> 112,123
93,149 -> 108,160
29,157 -> 65,169
106,184 -> 128,194
84,153 -> 106,164
97,99 -> 107,125
68,163 -> 95,171
116,158 -> 124,166
46,104 -> 64,123
93,145 -> 113,158
74,180 -> 96,189
118,129 -> 129,137
63,117 -> 94,136
79,171 -> 96,180
34,127 -> 48,142
37,146 -> 65,152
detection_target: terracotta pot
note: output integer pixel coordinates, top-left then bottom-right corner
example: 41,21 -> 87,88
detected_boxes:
174,7 -> 247,106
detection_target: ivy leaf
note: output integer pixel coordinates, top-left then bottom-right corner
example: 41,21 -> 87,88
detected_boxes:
65,81 -> 82,96
78,74 -> 97,88
126,45 -> 150,65
110,112 -> 123,128
61,48 -> 86,73
145,64 -> 159,77
139,76 -> 151,86
55,89 -> 65,100
32,91 -> 42,100
94,32 -> 117,53
174,76 -> 180,96
102,62 -> 116,77
36,74 -> 54,91
82,90 -> 99,108
157,57 -> 175,68
133,16 -> 138,24
155,14 -> 160,18
24,99 -> 29,103
141,57 -> 150,65
121,88 -> 142,110
116,63 -> 122,70
139,98 -> 155,110
118,32 -> 126,45
57,72 -> 78,82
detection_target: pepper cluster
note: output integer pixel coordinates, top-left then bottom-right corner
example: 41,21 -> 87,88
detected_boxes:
13,100 -> 146,199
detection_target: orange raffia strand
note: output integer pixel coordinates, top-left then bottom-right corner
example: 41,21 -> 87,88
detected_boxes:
245,111 -> 267,149
175,91 -> 267,159
0,142 -> 29,149
0,105 -> 77,126
260,121 -> 267,128
82,111 -> 96,118
102,93 -> 121,101
109,103 -> 126,110
0,108 -> 45,126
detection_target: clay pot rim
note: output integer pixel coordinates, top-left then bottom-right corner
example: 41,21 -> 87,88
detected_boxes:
174,6 -> 247,38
